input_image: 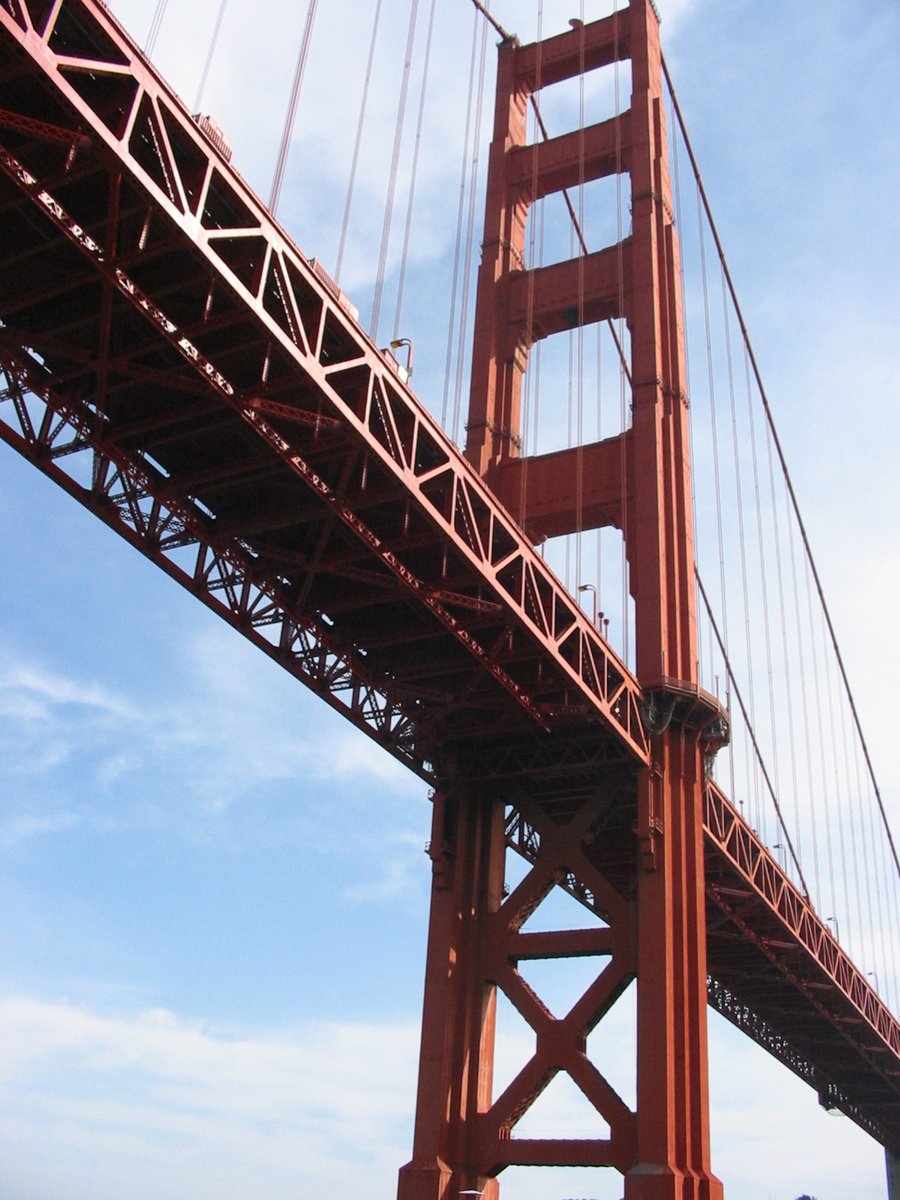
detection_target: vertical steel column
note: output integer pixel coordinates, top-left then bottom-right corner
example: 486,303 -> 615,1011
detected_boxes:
403,3 -> 723,1197
464,32 -> 528,476
625,3 -> 720,1194
397,787 -> 506,1200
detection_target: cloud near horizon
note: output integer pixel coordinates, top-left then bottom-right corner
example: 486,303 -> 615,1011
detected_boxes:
0,995 -> 419,1200
0,994 -> 886,1200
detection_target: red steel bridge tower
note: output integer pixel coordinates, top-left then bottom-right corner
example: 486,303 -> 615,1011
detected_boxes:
399,5 -> 725,1197
0,1 -> 898,1197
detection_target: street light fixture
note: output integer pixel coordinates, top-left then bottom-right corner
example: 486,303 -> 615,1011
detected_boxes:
390,337 -> 414,378
577,582 -> 597,626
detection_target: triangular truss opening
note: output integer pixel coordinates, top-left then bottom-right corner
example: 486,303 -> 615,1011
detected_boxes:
503,840 -> 531,898
519,874 -> 608,932
511,1068 -> 611,1141
516,954 -> 611,1021
492,987 -> 537,1105
586,976 -> 637,1110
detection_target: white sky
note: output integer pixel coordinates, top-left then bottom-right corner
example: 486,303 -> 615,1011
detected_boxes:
0,1 -> 898,1199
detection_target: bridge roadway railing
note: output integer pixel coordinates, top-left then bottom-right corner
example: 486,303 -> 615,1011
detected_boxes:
0,0 -> 897,1157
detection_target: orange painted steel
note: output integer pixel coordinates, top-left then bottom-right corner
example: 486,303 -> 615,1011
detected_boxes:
410,6 -> 723,1194
403,3 -> 898,1198
0,2 -> 897,1196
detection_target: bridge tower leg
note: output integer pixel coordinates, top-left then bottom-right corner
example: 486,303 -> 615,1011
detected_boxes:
399,3 -> 723,1198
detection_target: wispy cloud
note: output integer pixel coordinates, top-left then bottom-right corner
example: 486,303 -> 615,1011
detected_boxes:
0,661 -> 137,722
0,625 -> 420,837
0,995 -> 418,1200
0,811 -> 80,849
343,831 -> 425,904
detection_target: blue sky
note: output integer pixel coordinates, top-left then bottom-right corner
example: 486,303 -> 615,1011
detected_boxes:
0,1 -> 898,1198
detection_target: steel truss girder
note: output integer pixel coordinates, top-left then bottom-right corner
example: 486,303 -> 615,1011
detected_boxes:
704,784 -> 899,1057
0,351 -> 430,776
704,783 -> 900,1150
707,978 -> 891,1147
0,0 -> 649,764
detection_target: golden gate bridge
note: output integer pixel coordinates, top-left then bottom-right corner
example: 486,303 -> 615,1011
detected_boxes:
0,1 -> 897,1197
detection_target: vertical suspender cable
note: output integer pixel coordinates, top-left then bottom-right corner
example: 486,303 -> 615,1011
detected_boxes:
193,0 -> 230,113
440,8 -> 480,432
335,0 -> 384,283
699,192 -> 755,829
785,470 -> 822,901
742,281 -> 781,843
834,631 -> 868,967
612,0 -> 629,665
450,17 -> 489,445
574,3 -> 586,596
370,0 -> 421,342
804,550 -> 839,916
565,219 -> 575,591
518,0 -> 544,530
392,0 -> 438,340
696,570 -> 810,895
761,354 -> 804,862
820,602 -> 853,949
720,269 -> 755,822
269,0 -> 318,217
145,0 -> 168,55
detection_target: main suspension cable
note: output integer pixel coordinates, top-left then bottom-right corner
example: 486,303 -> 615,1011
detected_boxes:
467,0 -> 514,43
